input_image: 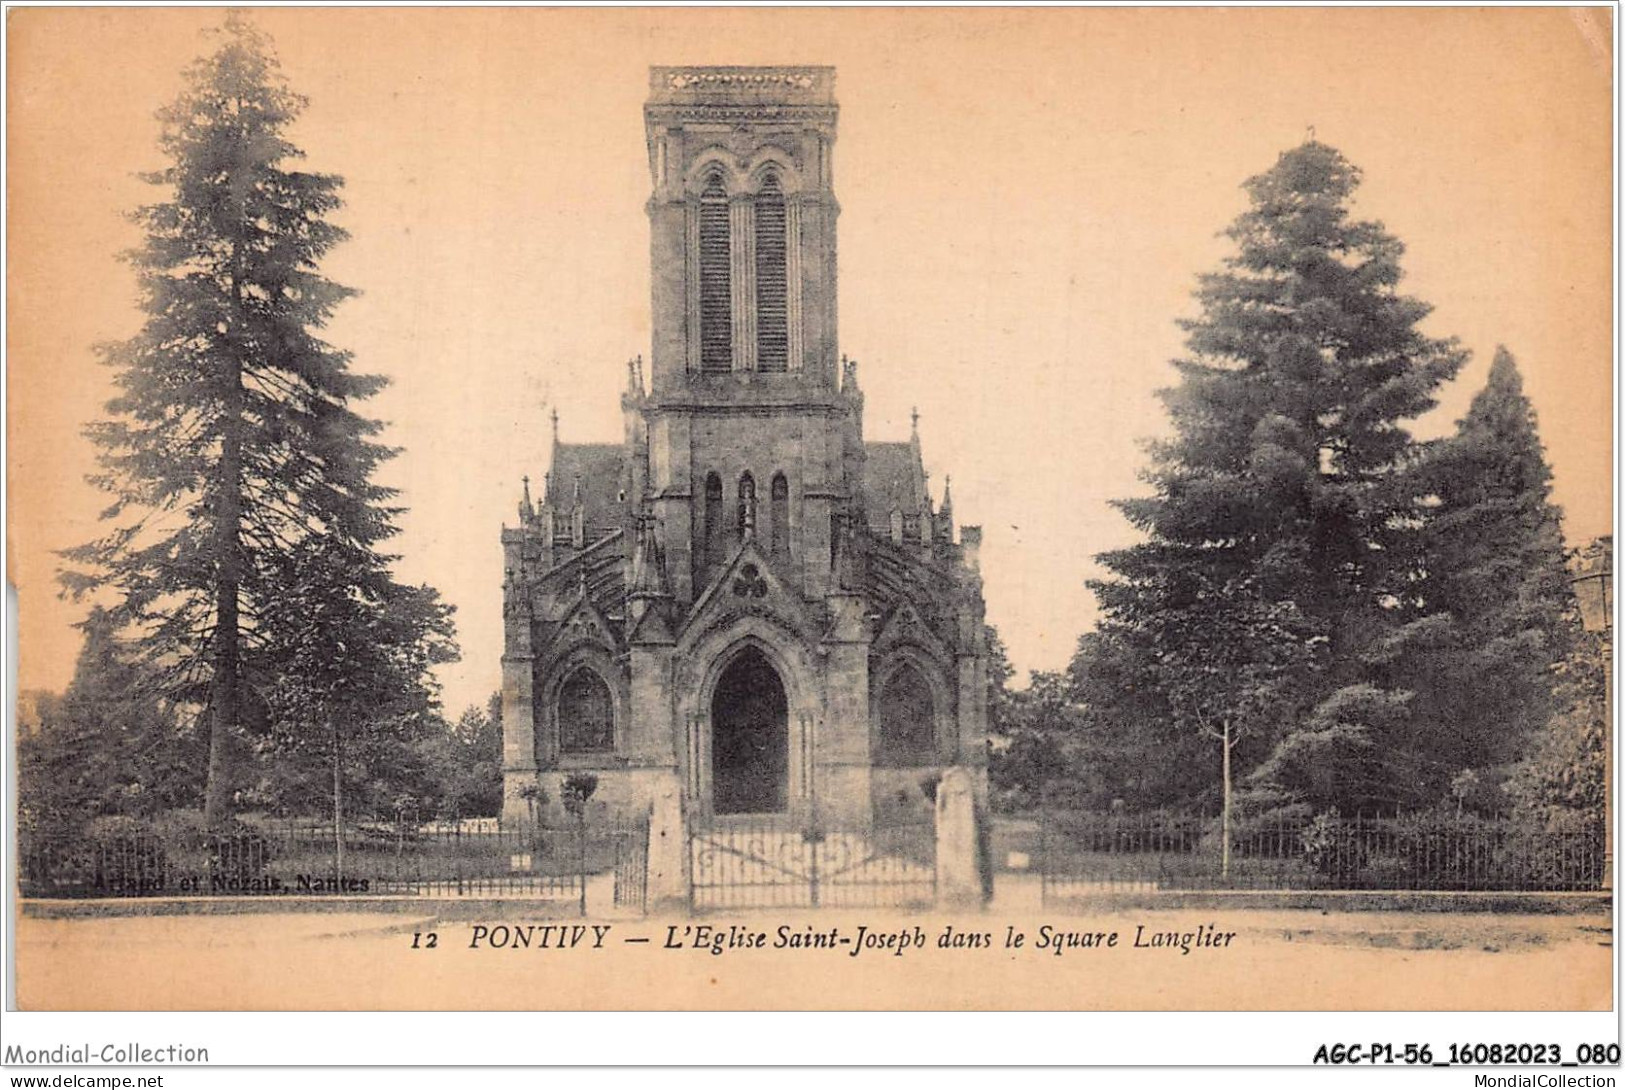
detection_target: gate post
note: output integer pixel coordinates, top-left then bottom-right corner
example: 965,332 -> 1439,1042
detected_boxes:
646,783 -> 688,911
935,766 -> 985,908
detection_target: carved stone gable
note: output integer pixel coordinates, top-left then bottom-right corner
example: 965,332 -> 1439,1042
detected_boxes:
874,598 -> 951,663
680,538 -> 816,648
550,593 -> 619,654
627,600 -> 676,646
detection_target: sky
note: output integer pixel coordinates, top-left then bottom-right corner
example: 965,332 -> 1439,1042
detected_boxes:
7,7 -> 1614,717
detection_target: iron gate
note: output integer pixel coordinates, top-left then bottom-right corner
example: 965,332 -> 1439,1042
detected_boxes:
688,816 -> 935,909
613,816 -> 650,913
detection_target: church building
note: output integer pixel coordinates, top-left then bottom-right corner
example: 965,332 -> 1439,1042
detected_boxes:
500,67 -> 989,829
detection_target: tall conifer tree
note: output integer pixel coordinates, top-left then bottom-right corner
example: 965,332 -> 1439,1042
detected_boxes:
1369,347 -> 1571,785
1091,141 -> 1466,813
63,15 -> 455,824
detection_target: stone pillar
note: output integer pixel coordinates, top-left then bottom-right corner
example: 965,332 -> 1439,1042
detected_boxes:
819,606 -> 873,825
683,201 -> 700,376
628,645 -> 676,764
789,711 -> 816,826
957,653 -> 985,771
651,413 -> 694,603
799,418 -> 835,600
538,507 -> 555,569
647,783 -> 688,911
682,713 -> 709,817
500,652 -> 536,826
800,197 -> 838,383
935,766 -> 984,908
731,199 -> 756,371
649,191 -> 689,390
786,198 -> 805,372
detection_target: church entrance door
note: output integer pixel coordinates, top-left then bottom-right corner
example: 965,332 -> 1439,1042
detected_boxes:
710,647 -> 788,814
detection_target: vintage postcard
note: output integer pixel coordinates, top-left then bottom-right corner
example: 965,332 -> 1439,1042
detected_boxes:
3,4 -> 1615,1045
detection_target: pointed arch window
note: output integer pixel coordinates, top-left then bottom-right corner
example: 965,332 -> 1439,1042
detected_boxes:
558,667 -> 614,753
737,473 -> 757,540
754,173 -> 789,372
704,472 -> 724,564
879,664 -> 937,765
770,473 -> 790,556
698,173 -> 732,372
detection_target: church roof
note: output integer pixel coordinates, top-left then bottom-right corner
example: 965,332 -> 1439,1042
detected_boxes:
545,442 -> 628,538
863,441 -> 926,530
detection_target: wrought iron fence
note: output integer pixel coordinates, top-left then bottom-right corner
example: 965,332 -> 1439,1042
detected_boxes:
613,816 -> 649,914
18,815 -> 651,910
1038,809 -> 1606,902
688,815 -> 936,909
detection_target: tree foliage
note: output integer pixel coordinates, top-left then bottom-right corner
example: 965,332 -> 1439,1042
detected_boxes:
989,670 -> 1091,812
60,14 -> 455,822
414,693 -> 505,819
17,609 -> 204,830
1509,629 -> 1607,820
1368,348 -> 1572,786
1507,538 -> 1610,824
1088,141 -> 1471,814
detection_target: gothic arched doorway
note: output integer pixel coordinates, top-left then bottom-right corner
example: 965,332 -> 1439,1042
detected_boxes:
711,646 -> 789,813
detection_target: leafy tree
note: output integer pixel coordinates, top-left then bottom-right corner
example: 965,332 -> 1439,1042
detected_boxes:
1369,348 -> 1571,785
17,608 -> 203,829
984,625 -> 1130,813
245,537 -> 455,819
1508,537 -> 1610,824
1067,630 -> 1211,809
1124,571 -> 1326,866
60,14 -> 455,823
414,693 -> 504,819
1091,141 -> 1467,813
989,670 -> 1091,812
1509,629 -> 1607,820
991,640 -> 1194,814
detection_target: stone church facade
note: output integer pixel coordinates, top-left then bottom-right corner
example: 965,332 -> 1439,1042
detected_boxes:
500,67 -> 989,829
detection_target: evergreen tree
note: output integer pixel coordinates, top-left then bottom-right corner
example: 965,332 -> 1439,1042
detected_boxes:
1370,348 -> 1571,786
1507,536 -> 1609,824
1091,141 -> 1466,813
61,15 -> 455,824
17,609 -> 203,829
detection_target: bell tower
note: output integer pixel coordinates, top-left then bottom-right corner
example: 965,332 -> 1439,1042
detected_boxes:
640,67 -> 852,605
644,66 -> 839,387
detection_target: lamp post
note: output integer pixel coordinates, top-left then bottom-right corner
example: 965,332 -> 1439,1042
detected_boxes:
1570,539 -> 1612,891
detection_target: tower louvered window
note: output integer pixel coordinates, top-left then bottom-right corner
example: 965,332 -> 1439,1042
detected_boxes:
754,173 -> 789,372
698,174 -> 732,373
